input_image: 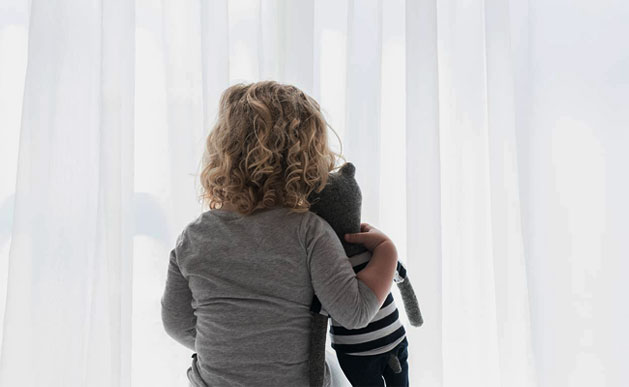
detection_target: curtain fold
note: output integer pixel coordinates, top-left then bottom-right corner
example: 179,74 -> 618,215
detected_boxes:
433,0 -> 535,384
0,0 -> 28,356
405,0 -> 443,385
343,0 -> 383,226
0,0 -> 134,386
199,0 -> 229,138
516,2 -> 629,386
484,0 -> 537,385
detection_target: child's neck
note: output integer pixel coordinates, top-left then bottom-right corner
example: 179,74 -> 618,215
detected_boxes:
219,202 -> 237,211
216,202 -> 286,214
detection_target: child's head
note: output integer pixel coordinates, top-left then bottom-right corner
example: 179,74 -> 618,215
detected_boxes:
199,80 -> 344,215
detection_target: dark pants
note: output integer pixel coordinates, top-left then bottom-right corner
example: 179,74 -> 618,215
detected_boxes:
335,337 -> 409,387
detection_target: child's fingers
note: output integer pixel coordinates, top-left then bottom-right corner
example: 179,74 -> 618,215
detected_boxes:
344,232 -> 365,243
346,223 -> 391,252
344,231 -> 377,250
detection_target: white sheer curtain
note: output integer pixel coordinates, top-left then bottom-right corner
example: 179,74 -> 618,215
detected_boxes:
0,0 -> 135,386
1,0 -> 627,386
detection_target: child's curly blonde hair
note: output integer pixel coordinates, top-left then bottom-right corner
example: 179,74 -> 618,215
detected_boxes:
199,81 -> 344,215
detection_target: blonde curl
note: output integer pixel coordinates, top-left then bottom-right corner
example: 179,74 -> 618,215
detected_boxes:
198,80 -> 345,215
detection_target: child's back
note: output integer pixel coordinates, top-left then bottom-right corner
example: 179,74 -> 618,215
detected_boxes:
162,206 -> 381,386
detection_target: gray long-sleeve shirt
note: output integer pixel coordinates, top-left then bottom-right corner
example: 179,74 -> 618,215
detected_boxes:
160,206 -> 382,386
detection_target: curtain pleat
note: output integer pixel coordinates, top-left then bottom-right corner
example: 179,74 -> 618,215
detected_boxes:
199,0 -> 229,136
344,0 -> 383,225
405,0 -> 444,385
484,0 -> 537,385
0,0 -> 134,386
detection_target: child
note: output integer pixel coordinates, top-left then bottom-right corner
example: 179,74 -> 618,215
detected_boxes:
160,80 -> 399,386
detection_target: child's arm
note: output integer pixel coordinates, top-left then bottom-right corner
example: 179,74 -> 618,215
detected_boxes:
161,234 -> 197,352
345,223 -> 398,304
304,214 -> 384,330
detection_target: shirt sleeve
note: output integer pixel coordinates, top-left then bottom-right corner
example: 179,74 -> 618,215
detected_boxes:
160,231 -> 197,352
301,212 -> 382,329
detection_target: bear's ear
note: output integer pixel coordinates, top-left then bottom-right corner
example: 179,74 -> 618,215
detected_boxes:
340,162 -> 356,178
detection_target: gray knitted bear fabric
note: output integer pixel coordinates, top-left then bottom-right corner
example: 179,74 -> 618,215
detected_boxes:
307,162 -> 423,387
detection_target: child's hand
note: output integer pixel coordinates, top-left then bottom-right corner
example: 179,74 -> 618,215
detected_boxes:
344,223 -> 393,252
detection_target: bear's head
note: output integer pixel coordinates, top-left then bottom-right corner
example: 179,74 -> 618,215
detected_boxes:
308,162 -> 367,257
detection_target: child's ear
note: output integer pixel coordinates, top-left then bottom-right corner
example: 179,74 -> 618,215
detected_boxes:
341,162 -> 356,178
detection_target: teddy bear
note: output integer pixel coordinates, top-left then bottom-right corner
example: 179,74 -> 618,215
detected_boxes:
307,161 -> 423,386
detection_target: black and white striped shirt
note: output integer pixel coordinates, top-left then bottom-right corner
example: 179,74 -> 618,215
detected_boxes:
311,250 -> 408,356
